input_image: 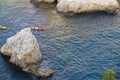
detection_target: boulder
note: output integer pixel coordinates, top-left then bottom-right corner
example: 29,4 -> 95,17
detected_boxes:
0,28 -> 53,78
30,0 -> 54,3
57,0 -> 120,14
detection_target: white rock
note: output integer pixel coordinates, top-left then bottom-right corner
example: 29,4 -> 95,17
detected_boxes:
57,0 -> 120,14
1,28 -> 42,65
1,28 -> 53,78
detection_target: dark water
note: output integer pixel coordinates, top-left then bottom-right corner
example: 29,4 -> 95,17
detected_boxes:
0,0 -> 120,80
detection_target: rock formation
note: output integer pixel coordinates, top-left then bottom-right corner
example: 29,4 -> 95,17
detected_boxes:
57,0 -> 120,14
0,28 -> 53,78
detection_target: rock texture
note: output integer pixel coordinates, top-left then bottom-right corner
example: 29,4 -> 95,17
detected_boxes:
57,0 -> 120,14
30,0 -> 54,3
0,28 -> 53,78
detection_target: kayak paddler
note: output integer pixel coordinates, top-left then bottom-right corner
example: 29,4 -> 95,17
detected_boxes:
31,27 -> 45,31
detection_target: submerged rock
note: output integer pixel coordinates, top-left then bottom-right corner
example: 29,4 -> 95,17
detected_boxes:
30,0 -> 54,3
1,28 -> 53,78
57,0 -> 120,14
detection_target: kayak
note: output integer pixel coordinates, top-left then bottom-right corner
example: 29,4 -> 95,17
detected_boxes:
31,27 -> 45,31
0,25 -> 7,30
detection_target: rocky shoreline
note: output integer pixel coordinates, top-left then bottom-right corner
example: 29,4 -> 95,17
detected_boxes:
31,0 -> 120,14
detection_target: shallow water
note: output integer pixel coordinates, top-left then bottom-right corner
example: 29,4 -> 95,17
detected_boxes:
0,0 -> 120,80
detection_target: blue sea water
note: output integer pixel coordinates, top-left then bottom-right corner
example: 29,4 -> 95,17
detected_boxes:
0,0 -> 120,80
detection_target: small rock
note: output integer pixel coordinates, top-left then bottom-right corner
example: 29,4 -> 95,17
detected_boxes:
38,68 -> 54,78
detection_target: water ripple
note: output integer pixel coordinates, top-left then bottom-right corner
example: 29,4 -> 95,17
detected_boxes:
0,0 -> 120,80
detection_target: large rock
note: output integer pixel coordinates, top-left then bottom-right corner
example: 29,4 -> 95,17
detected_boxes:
30,0 -> 54,3
0,28 -> 53,78
57,0 -> 120,14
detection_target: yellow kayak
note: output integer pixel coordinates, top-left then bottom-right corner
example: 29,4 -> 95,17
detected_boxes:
0,25 -> 7,30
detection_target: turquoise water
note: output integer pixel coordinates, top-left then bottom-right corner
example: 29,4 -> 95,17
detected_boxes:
0,0 -> 120,80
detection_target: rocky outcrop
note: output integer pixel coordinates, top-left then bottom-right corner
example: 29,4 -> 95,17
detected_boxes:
57,0 -> 120,14
0,28 -> 53,78
30,0 -> 55,3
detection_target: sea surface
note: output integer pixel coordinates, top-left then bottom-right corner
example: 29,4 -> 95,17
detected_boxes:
0,0 -> 120,80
